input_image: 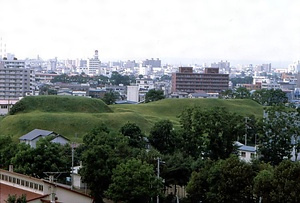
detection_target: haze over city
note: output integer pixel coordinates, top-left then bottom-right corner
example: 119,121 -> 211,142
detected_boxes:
1,0 -> 300,67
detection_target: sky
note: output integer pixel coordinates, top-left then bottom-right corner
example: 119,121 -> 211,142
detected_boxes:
1,0 -> 300,67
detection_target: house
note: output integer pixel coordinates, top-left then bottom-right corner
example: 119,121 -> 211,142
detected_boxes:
0,167 -> 93,203
188,91 -> 209,98
19,129 -> 69,148
235,141 -> 257,162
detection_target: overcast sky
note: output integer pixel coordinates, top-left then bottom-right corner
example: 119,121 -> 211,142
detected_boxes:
1,0 -> 300,66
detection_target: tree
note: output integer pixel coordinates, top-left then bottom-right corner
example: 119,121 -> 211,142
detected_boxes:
105,159 -> 162,203
11,137 -> 71,181
251,89 -> 288,106
0,136 -> 18,169
110,71 -> 130,85
120,122 -> 145,148
230,76 -> 253,87
270,160 -> 300,202
253,167 -> 274,202
80,125 -> 132,203
145,89 -> 165,103
219,89 -> 234,99
179,107 -> 244,160
101,91 -> 119,105
5,194 -> 26,203
259,106 -> 296,165
187,156 -> 255,203
234,87 -> 250,99
148,120 -> 177,154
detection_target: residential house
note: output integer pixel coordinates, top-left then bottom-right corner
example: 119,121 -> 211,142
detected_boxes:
19,129 -> 69,148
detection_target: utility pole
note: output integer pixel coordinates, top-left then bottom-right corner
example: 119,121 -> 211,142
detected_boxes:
71,142 -> 75,190
157,157 -> 160,203
245,117 -> 248,145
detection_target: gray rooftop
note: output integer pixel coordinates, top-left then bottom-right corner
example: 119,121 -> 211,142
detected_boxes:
19,129 -> 56,141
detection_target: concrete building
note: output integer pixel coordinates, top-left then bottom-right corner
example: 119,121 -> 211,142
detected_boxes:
127,86 -> 139,103
142,58 -> 161,67
171,67 -> 229,93
0,58 -> 35,99
87,50 -> 101,75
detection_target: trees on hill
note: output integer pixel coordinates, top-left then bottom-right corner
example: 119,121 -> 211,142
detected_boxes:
145,89 -> 165,103
251,89 -> 288,106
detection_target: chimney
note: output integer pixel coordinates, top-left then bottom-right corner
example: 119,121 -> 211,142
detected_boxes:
9,165 -> 13,172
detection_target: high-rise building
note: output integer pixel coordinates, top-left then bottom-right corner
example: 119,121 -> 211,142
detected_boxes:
142,58 -> 161,67
0,58 -> 35,99
88,50 -> 101,75
171,67 -> 229,93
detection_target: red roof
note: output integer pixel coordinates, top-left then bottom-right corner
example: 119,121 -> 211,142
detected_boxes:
0,183 -> 43,202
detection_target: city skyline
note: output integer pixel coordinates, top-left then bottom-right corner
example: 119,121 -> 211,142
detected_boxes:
1,0 -> 300,67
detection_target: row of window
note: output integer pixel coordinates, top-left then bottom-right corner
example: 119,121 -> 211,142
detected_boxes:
0,174 -> 44,191
240,151 -> 256,158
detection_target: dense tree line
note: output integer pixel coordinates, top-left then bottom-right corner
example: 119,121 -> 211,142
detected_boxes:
220,87 -> 288,106
1,105 -> 300,202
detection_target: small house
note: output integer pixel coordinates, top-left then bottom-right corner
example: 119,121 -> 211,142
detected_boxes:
19,129 -> 69,148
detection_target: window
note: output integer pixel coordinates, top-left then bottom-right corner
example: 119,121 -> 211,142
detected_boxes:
39,185 -> 43,191
13,177 -> 16,183
9,176 -> 12,182
251,153 -> 255,158
30,182 -> 33,188
25,181 -> 29,187
241,152 -> 246,157
21,180 -> 25,186
17,179 -> 20,184
34,183 -> 38,190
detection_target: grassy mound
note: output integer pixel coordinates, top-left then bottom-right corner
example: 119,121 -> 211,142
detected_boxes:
0,98 -> 264,141
9,96 -> 112,114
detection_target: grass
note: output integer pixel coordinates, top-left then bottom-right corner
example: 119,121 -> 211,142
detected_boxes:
0,97 -> 264,142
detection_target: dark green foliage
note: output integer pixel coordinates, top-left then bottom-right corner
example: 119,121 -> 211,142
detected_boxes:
120,122 -> 145,148
39,84 -> 57,95
5,194 -> 26,203
187,156 -> 255,203
105,159 -> 162,203
234,87 -> 250,99
11,137 -> 71,181
145,89 -> 165,103
9,100 -> 26,115
179,107 -> 244,160
148,120 -> 176,154
259,106 -> 296,165
101,91 -> 119,105
9,96 -> 112,114
0,136 -> 18,169
110,71 -> 130,85
231,76 -> 253,87
251,89 -> 288,106
80,126 -> 132,203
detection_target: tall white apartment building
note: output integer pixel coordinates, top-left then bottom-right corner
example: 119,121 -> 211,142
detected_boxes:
0,58 -> 35,99
87,50 -> 101,75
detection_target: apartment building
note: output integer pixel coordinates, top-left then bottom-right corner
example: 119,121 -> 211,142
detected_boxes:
0,59 -> 35,99
171,67 -> 229,93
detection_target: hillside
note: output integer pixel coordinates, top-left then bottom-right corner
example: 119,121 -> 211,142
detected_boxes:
0,97 -> 264,142
9,95 -> 112,114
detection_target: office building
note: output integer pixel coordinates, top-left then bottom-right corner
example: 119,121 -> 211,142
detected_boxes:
87,50 -> 101,75
0,58 -> 35,99
142,58 -> 161,67
171,67 -> 229,93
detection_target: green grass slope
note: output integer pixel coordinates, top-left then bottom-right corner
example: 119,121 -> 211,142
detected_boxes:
10,95 -> 112,114
0,98 -> 264,142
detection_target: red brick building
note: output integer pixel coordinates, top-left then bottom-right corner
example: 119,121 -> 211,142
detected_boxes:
171,67 -> 229,93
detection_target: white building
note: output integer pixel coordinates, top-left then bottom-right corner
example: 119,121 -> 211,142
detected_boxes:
0,167 -> 93,203
236,141 -> 257,162
127,86 -> 139,103
288,60 -> 300,74
87,50 -> 101,75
